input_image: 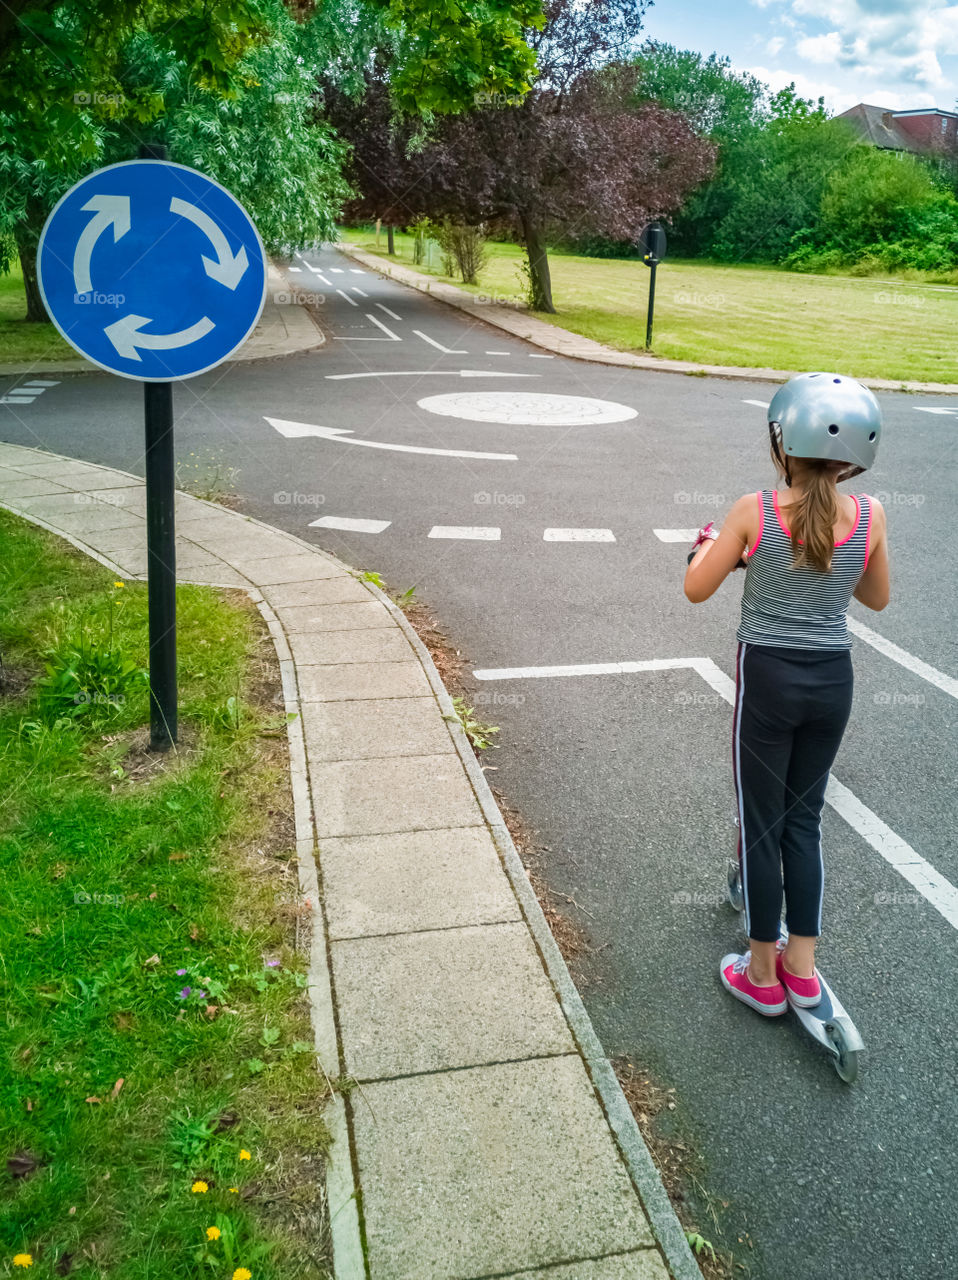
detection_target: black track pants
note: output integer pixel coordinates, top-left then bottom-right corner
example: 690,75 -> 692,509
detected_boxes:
732,642 -> 854,943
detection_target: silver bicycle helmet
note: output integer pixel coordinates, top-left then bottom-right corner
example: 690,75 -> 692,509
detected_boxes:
768,372 -> 882,478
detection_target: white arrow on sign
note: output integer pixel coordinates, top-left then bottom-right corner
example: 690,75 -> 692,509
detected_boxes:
104,313 -> 214,361
266,416 -> 518,461
73,195 -> 130,295
170,197 -> 249,289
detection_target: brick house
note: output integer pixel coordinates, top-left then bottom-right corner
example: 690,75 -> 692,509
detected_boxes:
836,104 -> 958,159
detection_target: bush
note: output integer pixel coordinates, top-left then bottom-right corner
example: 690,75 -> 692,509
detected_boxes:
426,218 -> 488,284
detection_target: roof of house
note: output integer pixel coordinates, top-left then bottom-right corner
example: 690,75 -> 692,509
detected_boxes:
835,103 -> 916,151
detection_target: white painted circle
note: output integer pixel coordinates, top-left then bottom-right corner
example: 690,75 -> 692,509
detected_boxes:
416,391 -> 638,426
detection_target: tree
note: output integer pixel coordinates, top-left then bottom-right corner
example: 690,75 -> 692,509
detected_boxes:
345,1 -> 715,312
0,0 -> 545,320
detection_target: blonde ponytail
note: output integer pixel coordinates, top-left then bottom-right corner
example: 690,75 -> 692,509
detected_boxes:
790,463 -> 838,573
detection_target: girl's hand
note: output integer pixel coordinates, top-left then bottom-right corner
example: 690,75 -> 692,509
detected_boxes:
684,496 -> 756,602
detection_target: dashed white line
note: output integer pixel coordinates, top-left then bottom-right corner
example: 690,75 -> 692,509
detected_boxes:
306,265 -> 332,285
414,330 -> 467,355
654,528 -> 699,542
324,370 -> 539,380
428,526 -> 501,541
915,407 -> 958,416
330,268 -> 345,273
365,313 -> 400,340
528,354 -> 555,359
309,516 -> 391,533
336,289 -> 358,307
288,266 -> 303,272
543,528 -> 616,542
352,287 -> 368,297
848,616 -> 958,700
473,658 -> 704,681
1,396 -> 35,404
350,269 -> 366,275
376,304 -> 403,321
24,380 -> 59,387
486,350 -> 510,356
743,399 -> 770,409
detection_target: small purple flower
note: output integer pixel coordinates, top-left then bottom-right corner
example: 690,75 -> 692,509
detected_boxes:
178,987 -> 191,999
195,990 -> 206,999
265,960 -> 281,968
176,968 -> 187,976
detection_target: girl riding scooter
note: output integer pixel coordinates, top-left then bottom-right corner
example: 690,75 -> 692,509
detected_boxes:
684,373 -> 890,1016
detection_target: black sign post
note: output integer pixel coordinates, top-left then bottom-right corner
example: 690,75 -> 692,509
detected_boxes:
640,221 -> 667,351
138,144 -> 178,751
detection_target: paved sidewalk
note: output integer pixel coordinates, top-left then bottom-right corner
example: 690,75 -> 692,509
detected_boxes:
341,244 -> 958,396
0,263 -> 324,377
0,442 -> 702,1280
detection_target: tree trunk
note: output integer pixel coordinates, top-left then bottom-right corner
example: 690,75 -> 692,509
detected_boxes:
386,223 -> 395,255
519,211 -> 555,313
15,204 -> 49,323
375,218 -> 381,247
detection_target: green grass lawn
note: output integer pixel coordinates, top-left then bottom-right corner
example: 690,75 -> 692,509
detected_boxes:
347,229 -> 958,385
0,264 -> 77,367
0,512 -> 332,1279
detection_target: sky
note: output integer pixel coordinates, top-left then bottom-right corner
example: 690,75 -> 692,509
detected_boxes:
639,0 -> 958,116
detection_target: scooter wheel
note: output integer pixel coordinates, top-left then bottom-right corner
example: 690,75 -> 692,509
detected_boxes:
826,1024 -> 862,1084
727,860 -> 744,913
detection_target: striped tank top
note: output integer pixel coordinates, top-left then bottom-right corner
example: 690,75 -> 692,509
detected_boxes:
737,489 -> 871,651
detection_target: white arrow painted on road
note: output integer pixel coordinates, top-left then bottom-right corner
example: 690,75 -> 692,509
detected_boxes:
104,314 -> 214,361
169,197 -> 249,289
73,195 -> 131,295
266,416 -> 518,460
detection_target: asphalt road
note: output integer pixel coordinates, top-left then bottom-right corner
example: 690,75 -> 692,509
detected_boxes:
3,246 -> 957,1280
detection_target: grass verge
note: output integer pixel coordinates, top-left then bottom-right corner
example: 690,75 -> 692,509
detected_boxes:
0,509 -> 331,1279
344,227 -> 958,385
0,266 -> 77,368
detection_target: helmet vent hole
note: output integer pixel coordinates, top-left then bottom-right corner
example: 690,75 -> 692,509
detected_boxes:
868,431 -> 876,441
827,423 -> 840,435
833,378 -> 841,383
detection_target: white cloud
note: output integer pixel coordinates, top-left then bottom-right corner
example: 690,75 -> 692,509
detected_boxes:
766,35 -> 787,55
796,32 -> 843,63
744,62 -> 939,113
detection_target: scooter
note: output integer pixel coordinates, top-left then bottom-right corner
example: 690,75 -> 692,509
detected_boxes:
726,859 -> 865,1084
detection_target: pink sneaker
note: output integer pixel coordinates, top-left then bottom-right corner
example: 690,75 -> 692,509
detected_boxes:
720,952 -> 787,1017
775,948 -> 822,1008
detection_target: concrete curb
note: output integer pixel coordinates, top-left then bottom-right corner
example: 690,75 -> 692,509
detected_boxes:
366,586 -> 704,1280
339,243 -> 958,396
0,262 -> 325,378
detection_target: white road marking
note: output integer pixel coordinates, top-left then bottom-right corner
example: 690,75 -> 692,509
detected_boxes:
429,525 -> 501,540
266,416 -> 518,460
306,264 -> 331,285
376,304 -> 403,321
1,396 -> 36,404
473,654 -> 958,932
486,350 -> 510,355
654,528 -> 699,542
414,329 -> 467,355
418,391 -> 638,426
848,616 -> 958,700
330,268 -> 344,273
288,266 -> 303,272
336,289 -> 358,307
915,407 -> 958,415
324,370 -> 539,380
350,269 -> 366,275
543,528 -> 616,542
352,287 -> 368,297
23,380 -> 59,387
743,399 -> 770,409
309,516 -> 391,533
365,313 -> 400,341
528,354 -> 554,359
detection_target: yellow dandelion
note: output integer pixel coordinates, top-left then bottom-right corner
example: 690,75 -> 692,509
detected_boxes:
13,1256 -> 33,1269
113,581 -> 125,588
238,1149 -> 251,1161
206,1226 -> 221,1241
191,1180 -> 209,1194
233,1270 -> 252,1280
228,1187 -> 238,1193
